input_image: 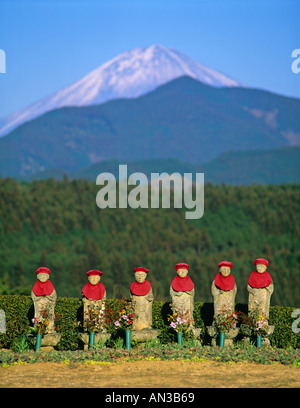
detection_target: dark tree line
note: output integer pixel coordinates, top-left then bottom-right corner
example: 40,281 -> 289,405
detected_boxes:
0,177 -> 299,306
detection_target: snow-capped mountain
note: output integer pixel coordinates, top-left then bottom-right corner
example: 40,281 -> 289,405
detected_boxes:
0,44 -> 243,137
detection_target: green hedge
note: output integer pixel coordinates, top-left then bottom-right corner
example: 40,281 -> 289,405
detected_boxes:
0,295 -> 299,350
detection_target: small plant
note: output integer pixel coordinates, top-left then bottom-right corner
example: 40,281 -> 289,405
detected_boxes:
113,337 -> 124,349
11,333 -> 33,352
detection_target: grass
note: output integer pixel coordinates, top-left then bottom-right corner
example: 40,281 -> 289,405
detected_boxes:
0,343 -> 299,367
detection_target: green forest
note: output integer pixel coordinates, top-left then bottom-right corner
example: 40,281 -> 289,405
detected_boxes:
0,177 -> 299,307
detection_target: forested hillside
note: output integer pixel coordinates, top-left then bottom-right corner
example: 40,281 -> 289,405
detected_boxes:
0,177 -> 299,306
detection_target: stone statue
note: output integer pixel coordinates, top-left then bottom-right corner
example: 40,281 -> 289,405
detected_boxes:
211,261 -> 237,318
170,263 -> 195,328
208,261 -> 238,345
82,269 -> 106,331
130,267 -> 153,331
31,267 -> 57,334
247,258 -> 274,320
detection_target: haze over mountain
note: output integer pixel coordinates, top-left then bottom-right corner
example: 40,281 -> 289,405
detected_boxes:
0,44 -> 243,137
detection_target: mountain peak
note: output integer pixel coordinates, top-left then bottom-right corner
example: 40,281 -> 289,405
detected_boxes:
0,44 -> 243,137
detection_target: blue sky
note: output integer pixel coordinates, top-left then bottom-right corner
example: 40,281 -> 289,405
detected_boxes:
0,0 -> 299,118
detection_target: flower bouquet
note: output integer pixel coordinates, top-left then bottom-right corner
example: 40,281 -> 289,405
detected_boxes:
213,306 -> 238,346
251,311 -> 270,347
253,314 -> 270,336
84,303 -> 106,333
114,303 -> 135,330
114,300 -> 135,349
214,306 -> 238,333
168,306 -> 192,345
31,305 -> 53,350
32,305 -> 52,335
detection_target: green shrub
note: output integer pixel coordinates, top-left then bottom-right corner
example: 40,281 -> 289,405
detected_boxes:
0,295 -> 299,350
269,305 -> 300,349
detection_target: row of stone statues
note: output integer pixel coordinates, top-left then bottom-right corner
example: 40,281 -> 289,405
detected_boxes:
31,258 -> 274,345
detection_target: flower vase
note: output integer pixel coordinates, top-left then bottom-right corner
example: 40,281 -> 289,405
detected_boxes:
257,335 -> 262,348
126,329 -> 131,350
35,333 -> 42,351
177,332 -> 183,345
89,332 -> 95,349
219,332 -> 225,347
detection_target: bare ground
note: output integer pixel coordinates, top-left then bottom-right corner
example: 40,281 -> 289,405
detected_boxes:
0,360 -> 299,388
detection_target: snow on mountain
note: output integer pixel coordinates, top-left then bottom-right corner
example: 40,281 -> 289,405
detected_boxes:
0,44 -> 243,137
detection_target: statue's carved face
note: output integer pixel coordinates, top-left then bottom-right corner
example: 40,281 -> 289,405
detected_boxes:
177,268 -> 188,278
256,264 -> 267,273
219,266 -> 231,277
88,274 -> 101,285
37,273 -> 49,282
134,271 -> 147,283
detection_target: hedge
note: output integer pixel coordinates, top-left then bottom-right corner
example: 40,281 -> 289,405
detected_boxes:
0,295 -> 299,350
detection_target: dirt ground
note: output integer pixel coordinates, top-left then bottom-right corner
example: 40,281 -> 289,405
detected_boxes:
0,360 -> 299,388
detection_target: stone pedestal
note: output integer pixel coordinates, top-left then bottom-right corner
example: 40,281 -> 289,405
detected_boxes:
131,328 -> 161,342
207,326 -> 239,346
240,324 -> 274,346
191,328 -> 202,339
78,332 -> 111,350
29,332 -> 61,351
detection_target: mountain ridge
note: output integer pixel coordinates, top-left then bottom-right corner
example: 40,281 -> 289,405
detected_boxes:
19,146 -> 300,186
0,76 -> 299,179
0,44 -> 242,137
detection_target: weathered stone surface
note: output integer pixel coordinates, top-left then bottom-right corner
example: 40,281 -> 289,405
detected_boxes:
130,269 -> 154,331
29,332 -> 61,348
247,283 -> 274,320
31,289 -> 57,334
131,289 -> 154,331
131,328 -> 161,342
170,287 -> 195,326
0,309 -> 5,334
211,281 -> 237,318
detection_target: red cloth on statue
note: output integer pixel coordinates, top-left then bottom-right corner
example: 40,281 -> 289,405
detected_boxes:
214,272 -> 235,291
130,280 -> 151,296
248,271 -> 272,288
82,282 -> 106,300
32,280 -> 54,296
171,275 -> 194,292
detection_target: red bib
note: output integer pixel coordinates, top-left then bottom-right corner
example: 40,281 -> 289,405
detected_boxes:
32,280 -> 54,296
130,280 -> 151,296
214,272 -> 235,291
248,270 -> 272,289
82,282 -> 106,300
171,275 -> 194,292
